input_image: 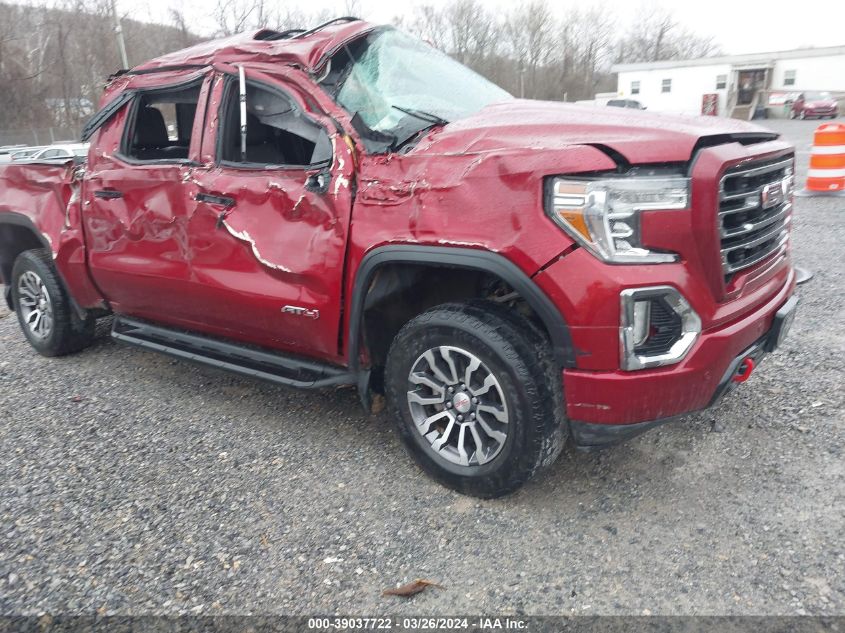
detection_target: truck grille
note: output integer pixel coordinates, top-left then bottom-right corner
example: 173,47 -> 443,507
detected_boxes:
718,157 -> 793,279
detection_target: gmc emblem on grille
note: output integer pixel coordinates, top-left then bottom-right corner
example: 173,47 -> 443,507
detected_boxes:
760,182 -> 784,209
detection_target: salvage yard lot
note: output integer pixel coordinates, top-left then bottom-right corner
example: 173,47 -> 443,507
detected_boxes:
0,119 -> 843,615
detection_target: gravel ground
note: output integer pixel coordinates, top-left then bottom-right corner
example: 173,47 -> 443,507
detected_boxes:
0,119 -> 843,616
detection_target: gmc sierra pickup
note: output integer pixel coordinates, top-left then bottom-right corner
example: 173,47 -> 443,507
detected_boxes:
0,18 -> 798,497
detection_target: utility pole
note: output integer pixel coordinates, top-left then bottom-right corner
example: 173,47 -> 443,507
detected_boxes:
111,0 -> 129,69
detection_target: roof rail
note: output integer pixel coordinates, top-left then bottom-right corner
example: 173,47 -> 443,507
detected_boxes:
292,16 -> 361,39
253,28 -> 306,41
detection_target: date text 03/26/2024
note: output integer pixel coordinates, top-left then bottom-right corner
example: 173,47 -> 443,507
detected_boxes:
306,617 -> 528,630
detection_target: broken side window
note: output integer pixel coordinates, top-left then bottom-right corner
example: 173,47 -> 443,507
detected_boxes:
219,80 -> 332,168
121,83 -> 201,162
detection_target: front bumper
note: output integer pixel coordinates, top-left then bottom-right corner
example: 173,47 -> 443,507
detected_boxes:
563,267 -> 796,445
569,332 -> 769,450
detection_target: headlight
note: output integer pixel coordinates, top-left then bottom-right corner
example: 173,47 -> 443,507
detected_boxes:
547,176 -> 690,263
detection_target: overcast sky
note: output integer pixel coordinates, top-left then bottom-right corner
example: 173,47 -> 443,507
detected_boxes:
122,0 -> 844,56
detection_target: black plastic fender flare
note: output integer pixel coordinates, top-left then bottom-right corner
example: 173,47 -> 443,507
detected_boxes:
0,213 -> 89,319
346,245 -> 576,372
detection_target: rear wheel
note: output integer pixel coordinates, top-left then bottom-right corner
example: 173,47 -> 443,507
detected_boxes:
384,301 -> 566,498
11,249 -> 95,357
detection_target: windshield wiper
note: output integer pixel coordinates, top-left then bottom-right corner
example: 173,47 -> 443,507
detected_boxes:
389,106 -> 449,151
391,105 -> 449,126
349,112 -> 396,153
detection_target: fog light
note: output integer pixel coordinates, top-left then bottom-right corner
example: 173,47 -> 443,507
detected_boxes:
620,286 -> 701,371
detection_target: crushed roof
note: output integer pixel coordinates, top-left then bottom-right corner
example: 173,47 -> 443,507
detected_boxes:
131,19 -> 375,74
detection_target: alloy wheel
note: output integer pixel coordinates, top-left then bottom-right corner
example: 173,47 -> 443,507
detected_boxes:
406,345 -> 509,467
17,271 -> 54,339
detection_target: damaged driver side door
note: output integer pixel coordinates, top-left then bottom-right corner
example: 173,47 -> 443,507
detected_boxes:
186,71 -> 355,362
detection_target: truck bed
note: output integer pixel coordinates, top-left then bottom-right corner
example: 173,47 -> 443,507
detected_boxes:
0,161 -> 85,305
0,161 -> 78,253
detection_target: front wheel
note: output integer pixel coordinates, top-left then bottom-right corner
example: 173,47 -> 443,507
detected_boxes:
11,249 -> 95,357
384,301 -> 566,498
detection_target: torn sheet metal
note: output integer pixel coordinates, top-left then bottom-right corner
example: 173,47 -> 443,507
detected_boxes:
348,142 -> 615,275
0,161 -> 106,309
128,21 -> 375,77
219,221 -> 292,273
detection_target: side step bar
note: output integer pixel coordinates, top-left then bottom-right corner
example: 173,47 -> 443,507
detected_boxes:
111,316 -> 355,389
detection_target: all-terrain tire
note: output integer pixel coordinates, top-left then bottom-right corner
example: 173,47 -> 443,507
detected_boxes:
11,249 -> 95,357
384,300 -> 566,498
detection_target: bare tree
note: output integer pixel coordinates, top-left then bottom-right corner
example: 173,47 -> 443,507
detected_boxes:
615,4 -> 720,63
0,0 -> 723,145
343,0 -> 362,17
407,4 -> 447,50
212,0 -> 257,36
504,1 -> 554,98
168,7 -> 195,48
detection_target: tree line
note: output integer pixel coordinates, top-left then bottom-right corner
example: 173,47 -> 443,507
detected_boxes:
0,0 -> 719,144
396,1 -> 719,101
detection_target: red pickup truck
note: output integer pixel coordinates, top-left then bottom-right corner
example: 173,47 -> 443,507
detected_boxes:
0,18 -> 798,497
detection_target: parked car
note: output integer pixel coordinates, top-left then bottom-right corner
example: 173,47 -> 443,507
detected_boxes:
9,147 -> 46,161
29,143 -> 89,161
607,98 -> 646,110
0,18 -> 798,497
790,91 -> 839,119
0,145 -> 26,164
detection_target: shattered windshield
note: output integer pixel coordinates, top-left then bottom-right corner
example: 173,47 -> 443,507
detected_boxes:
327,29 -> 512,136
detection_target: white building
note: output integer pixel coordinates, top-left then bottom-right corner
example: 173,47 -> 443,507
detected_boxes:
611,45 -> 845,119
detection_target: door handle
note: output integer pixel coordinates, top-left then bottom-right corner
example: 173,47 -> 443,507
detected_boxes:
94,189 -> 123,199
196,193 -> 236,207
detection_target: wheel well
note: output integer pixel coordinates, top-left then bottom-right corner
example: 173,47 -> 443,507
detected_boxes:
0,221 -> 47,306
360,263 -> 553,392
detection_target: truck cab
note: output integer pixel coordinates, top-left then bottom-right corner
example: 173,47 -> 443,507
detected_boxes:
0,18 -> 798,497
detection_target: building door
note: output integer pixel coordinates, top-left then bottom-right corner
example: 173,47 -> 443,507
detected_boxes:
737,69 -> 768,105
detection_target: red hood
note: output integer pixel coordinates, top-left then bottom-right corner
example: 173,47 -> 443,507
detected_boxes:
414,99 -> 777,164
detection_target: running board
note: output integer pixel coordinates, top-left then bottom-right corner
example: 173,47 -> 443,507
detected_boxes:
111,317 -> 355,389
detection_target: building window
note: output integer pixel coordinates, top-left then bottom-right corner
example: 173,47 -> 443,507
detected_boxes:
716,74 -> 727,90
661,78 -> 672,93
784,70 -> 796,86
631,80 -> 640,95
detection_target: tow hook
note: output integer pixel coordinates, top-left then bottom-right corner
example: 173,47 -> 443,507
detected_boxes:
732,357 -> 756,383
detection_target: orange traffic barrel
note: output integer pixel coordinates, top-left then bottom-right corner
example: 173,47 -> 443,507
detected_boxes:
805,122 -> 845,193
